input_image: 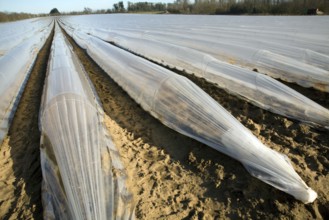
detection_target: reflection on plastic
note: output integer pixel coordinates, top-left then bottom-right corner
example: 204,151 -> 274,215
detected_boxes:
0,18 -> 53,57
39,24 -> 134,219
253,50 -> 329,92
0,19 -> 53,145
83,31 -> 329,129
59,14 -> 329,92
67,29 -> 317,203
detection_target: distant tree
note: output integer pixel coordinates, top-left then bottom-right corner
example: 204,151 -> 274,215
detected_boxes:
154,3 -> 166,11
95,9 -> 107,14
113,3 -> 119,12
127,2 -> 167,12
113,1 -> 125,12
118,1 -> 125,12
84,7 -> 92,14
50,8 -> 60,15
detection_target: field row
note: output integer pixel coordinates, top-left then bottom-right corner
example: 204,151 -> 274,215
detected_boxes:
0,15 -> 328,219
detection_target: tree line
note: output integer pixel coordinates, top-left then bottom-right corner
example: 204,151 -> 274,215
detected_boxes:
110,1 -> 167,13
1,0 -> 327,22
127,2 -> 167,12
167,0 -> 328,15
110,0 -> 328,15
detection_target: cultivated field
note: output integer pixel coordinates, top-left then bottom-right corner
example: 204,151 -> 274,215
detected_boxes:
0,15 -> 329,219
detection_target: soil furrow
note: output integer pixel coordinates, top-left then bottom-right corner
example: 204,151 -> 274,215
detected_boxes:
0,27 -> 54,220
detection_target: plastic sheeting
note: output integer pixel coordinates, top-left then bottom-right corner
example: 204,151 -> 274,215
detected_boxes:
252,50 -> 329,90
39,24 -> 134,219
0,18 -> 53,57
110,27 -> 329,71
0,20 -> 53,145
59,14 -> 329,55
59,15 -> 329,92
110,28 -> 329,92
67,28 -> 317,203
79,30 -> 329,129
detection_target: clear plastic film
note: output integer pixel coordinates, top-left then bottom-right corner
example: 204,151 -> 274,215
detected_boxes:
115,26 -> 329,71
59,15 -> 329,53
80,31 -> 329,129
118,29 -> 329,92
39,23 -> 134,219
205,61 -> 329,128
158,28 -> 329,67
59,15 -> 329,92
252,50 -> 329,92
0,20 -> 53,145
0,18 -> 53,57
68,29 -> 317,203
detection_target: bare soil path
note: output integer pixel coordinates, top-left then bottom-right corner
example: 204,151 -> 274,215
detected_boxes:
0,29 -> 54,219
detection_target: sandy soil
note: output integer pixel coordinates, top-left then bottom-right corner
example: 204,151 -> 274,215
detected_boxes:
0,30 -> 54,219
1,27 -> 328,219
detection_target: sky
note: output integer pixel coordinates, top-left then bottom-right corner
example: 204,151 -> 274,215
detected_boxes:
0,0 -> 173,14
